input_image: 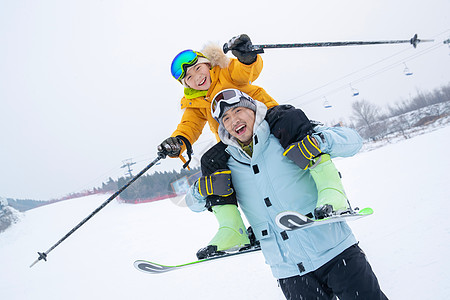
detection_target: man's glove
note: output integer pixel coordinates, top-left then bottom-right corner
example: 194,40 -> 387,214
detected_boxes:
157,136 -> 183,157
283,135 -> 321,170
197,169 -> 233,197
227,34 -> 258,65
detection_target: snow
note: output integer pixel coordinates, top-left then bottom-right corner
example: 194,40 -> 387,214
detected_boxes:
1,125 -> 450,299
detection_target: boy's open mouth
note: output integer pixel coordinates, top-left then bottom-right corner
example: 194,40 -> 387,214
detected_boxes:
198,77 -> 206,86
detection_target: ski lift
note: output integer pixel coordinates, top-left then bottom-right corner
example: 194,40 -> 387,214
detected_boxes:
350,84 -> 359,97
323,97 -> 332,109
403,63 -> 413,76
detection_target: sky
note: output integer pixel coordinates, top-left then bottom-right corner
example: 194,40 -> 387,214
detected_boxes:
1,124 -> 450,299
1,0 -> 449,200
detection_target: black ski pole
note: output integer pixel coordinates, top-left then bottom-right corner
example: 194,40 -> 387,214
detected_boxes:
223,34 -> 434,54
30,152 -> 166,268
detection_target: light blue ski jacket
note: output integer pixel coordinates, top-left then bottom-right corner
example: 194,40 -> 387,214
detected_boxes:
186,101 -> 363,279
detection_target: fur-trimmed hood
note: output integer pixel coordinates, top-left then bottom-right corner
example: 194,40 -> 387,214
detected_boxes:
201,42 -> 230,69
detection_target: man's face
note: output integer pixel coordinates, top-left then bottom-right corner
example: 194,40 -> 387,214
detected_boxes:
184,63 -> 211,90
222,106 -> 256,146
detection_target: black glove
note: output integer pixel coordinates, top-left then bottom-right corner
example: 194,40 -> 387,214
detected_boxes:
283,135 -> 322,170
227,34 -> 258,65
200,142 -> 237,210
197,169 -> 234,197
157,136 -> 183,158
201,141 -> 230,176
266,105 -> 315,149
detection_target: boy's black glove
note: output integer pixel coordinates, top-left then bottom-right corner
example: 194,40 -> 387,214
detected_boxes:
157,136 -> 183,157
200,141 -> 238,210
197,169 -> 234,197
283,135 -> 322,170
227,34 -> 258,65
265,104 -> 315,149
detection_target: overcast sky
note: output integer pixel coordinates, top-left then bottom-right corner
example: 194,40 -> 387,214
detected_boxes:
1,0 -> 449,200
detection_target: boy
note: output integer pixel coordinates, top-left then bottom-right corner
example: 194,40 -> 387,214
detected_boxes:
186,89 -> 388,300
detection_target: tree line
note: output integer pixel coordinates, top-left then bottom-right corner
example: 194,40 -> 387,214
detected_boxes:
348,82 -> 450,141
6,198 -> 46,212
4,167 -> 201,211
95,167 -> 201,201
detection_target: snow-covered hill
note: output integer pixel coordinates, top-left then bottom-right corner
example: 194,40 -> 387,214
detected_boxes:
0,196 -> 21,233
1,125 -> 449,299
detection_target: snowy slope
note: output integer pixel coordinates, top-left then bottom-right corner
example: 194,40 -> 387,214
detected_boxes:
1,125 -> 450,300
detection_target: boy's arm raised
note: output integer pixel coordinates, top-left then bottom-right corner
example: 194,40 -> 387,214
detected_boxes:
227,56 -> 263,85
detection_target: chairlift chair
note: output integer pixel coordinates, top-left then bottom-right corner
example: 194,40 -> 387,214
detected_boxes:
323,97 -> 332,109
350,84 -> 359,96
403,63 -> 413,76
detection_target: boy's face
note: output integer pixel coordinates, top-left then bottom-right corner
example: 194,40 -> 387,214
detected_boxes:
222,106 -> 255,146
184,63 -> 211,90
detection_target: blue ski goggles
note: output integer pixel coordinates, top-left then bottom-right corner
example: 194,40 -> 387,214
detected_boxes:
170,49 -> 206,81
211,89 -> 256,120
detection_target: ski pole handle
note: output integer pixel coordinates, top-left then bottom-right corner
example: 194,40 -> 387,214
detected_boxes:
223,43 -> 264,54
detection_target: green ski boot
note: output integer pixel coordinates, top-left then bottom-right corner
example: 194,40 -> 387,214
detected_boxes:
309,154 -> 350,219
196,204 -> 251,259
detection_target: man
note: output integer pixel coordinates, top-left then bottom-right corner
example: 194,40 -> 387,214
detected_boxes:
186,89 -> 388,299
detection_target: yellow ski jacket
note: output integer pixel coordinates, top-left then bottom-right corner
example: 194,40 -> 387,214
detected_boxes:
171,46 -> 278,158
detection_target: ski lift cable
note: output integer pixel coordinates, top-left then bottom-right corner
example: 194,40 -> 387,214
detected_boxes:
351,46 -> 440,83
283,30 -> 449,105
288,42 -> 444,104
350,42 -> 445,84
71,165 -> 125,196
292,42 -> 446,107
288,41 -> 447,107
282,47 -> 412,103
336,43 -> 444,92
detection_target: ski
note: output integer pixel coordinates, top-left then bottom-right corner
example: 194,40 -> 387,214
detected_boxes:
134,208 -> 372,274
134,245 -> 261,274
275,207 -> 373,231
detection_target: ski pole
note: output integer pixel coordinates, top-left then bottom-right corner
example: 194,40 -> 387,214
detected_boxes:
30,152 -> 166,268
223,34 -> 434,54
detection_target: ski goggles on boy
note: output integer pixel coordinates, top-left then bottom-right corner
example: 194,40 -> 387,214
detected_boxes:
211,89 -> 256,120
170,50 -> 206,81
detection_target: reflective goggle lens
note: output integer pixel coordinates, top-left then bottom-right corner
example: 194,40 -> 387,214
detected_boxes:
171,50 -> 199,80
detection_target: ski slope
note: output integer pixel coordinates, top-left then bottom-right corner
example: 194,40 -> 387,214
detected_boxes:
1,125 -> 450,299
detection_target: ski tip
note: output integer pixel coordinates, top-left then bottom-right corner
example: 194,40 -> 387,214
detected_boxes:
358,207 -> 374,215
134,260 -> 175,274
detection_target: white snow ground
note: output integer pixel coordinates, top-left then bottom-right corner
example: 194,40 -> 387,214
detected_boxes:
1,125 -> 450,300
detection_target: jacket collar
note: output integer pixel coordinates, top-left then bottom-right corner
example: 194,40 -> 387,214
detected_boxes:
183,88 -> 208,100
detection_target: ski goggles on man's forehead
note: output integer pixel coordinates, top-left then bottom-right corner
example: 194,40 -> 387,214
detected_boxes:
211,89 -> 255,120
170,50 -> 204,81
